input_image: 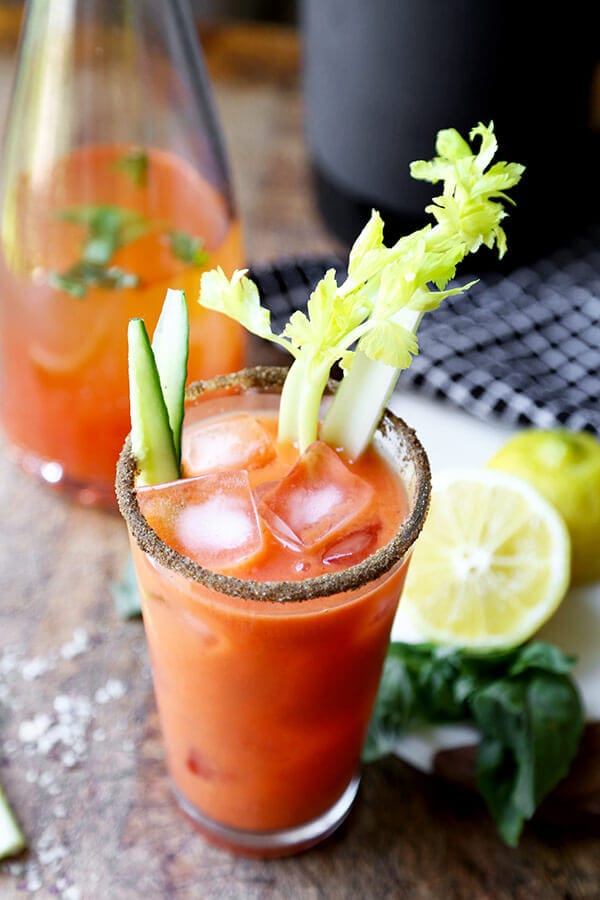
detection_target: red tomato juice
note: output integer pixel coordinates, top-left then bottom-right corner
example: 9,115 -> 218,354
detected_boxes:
118,377 -> 431,855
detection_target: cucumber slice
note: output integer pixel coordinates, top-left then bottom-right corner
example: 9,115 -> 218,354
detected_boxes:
151,289 -> 189,463
0,784 -> 26,860
128,318 -> 180,486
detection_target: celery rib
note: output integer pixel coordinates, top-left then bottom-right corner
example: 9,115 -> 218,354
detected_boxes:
322,310 -> 423,458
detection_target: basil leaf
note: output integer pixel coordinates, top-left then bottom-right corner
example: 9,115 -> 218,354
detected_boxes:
111,554 -> 142,620
507,641 -> 576,677
362,649 -> 419,762
473,671 -> 583,846
363,644 -> 470,762
364,640 -> 584,846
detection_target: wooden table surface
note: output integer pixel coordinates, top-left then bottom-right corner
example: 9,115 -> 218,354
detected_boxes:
1,22 -> 599,900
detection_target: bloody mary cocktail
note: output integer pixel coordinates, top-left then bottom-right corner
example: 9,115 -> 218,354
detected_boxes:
116,367 -> 431,856
0,144 -> 245,506
116,120 -> 523,856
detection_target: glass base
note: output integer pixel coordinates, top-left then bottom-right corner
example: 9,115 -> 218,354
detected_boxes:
5,443 -> 116,510
173,774 -> 361,858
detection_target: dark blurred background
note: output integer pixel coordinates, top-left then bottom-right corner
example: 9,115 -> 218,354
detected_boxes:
1,0 -> 599,271
208,0 -> 600,269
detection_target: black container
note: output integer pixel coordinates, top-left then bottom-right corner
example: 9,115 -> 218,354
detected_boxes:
301,0 -> 600,270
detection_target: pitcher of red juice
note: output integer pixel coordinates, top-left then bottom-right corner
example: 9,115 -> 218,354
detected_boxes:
0,0 -> 245,507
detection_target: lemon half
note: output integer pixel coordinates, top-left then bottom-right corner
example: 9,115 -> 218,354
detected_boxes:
401,469 -> 571,650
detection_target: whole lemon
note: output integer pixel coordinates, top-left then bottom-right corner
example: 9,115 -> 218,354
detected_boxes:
488,429 -> 600,585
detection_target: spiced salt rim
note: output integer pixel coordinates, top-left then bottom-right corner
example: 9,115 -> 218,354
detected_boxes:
116,366 -> 431,603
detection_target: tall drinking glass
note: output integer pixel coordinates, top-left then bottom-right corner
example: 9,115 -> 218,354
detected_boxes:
0,0 -> 245,507
116,367 -> 431,857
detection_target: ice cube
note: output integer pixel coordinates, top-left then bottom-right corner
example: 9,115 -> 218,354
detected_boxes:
137,471 -> 263,570
181,414 -> 276,476
259,441 -> 375,551
321,524 -> 379,567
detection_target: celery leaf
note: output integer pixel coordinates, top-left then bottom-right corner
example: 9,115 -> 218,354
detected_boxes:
200,267 -> 278,343
359,321 -> 419,369
198,122 -> 524,453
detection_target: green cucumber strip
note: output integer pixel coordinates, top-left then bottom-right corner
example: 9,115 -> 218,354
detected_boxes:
0,784 -> 26,860
151,289 -> 189,463
128,318 -> 180,486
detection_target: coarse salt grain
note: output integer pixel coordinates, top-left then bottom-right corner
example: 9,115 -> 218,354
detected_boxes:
105,679 -> 126,699
39,823 -> 59,850
60,751 -> 78,768
38,843 -> 67,866
4,861 -> 25,876
38,771 -> 55,789
22,862 -> 43,892
59,629 -> 90,660
0,649 -> 21,675
4,637 -> 132,895
53,695 -> 72,714
94,678 -> 126,704
26,873 -> 42,892
18,713 -> 52,744
62,886 -> 82,900
21,657 -> 54,681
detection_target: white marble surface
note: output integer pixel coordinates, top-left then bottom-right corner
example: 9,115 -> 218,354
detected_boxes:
387,388 -> 600,772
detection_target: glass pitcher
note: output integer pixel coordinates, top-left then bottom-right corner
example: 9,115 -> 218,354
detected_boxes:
0,0 -> 245,507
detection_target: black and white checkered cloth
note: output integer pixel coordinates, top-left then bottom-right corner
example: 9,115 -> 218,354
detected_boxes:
247,232 -> 600,437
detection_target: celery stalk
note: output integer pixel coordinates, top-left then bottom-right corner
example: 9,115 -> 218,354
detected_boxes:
198,122 -> 524,456
296,362 -> 332,451
277,359 -> 306,445
321,310 -> 423,458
